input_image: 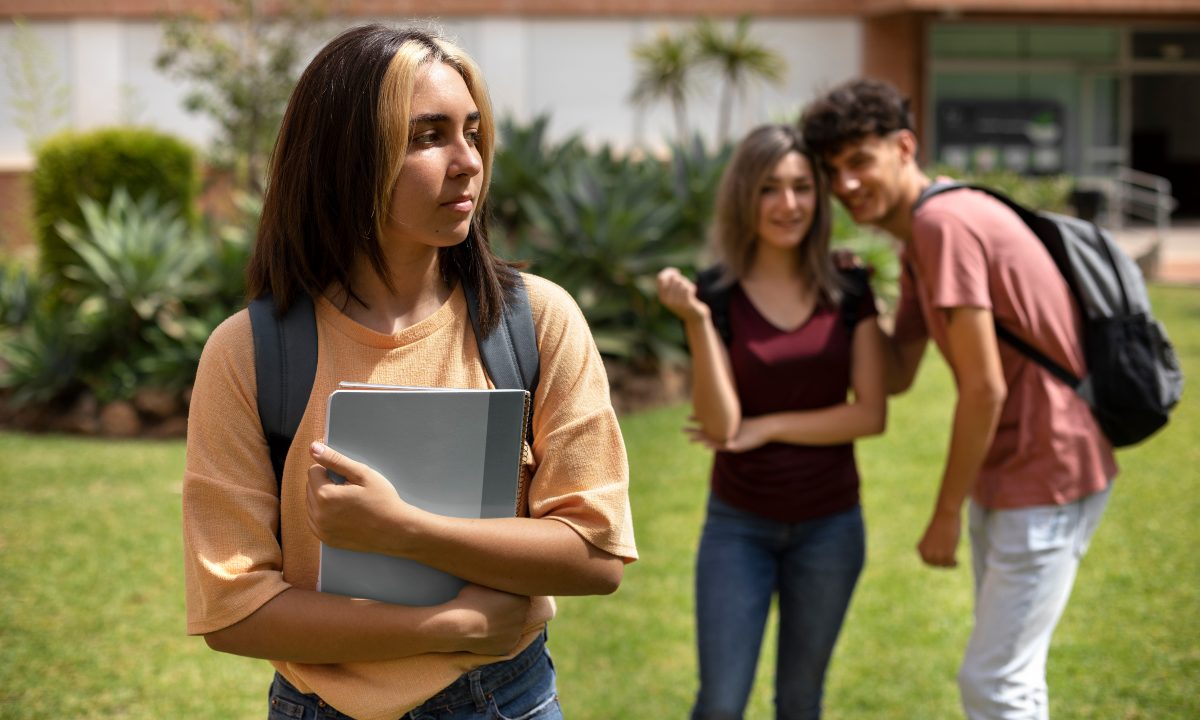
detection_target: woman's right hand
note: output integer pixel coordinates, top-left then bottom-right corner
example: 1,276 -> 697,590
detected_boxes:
657,267 -> 709,323
444,584 -> 530,656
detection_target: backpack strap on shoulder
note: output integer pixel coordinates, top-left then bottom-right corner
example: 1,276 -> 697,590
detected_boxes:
695,264 -> 733,346
836,266 -> 872,336
462,269 -> 541,444
249,294 -> 318,491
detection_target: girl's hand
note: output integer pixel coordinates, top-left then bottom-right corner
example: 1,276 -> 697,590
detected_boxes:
444,584 -> 531,656
684,416 -> 772,453
306,441 -> 421,555
657,267 -> 709,323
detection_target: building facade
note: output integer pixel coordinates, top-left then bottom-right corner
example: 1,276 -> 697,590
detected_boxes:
1,1 -> 1197,250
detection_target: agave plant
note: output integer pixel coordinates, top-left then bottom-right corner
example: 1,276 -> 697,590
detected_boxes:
512,146 -> 698,369
0,304 -> 90,407
56,187 -> 209,342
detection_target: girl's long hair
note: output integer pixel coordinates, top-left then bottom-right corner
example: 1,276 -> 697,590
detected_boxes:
709,124 -> 841,302
246,24 -> 517,332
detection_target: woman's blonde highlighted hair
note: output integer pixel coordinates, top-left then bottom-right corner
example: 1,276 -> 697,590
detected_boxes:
248,24 -> 516,331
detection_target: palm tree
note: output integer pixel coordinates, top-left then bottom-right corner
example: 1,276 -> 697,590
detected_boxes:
631,30 -> 696,143
693,16 -> 786,145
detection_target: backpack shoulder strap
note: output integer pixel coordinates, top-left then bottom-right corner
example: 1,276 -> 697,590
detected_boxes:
836,266 -> 872,336
462,270 -> 541,443
248,294 -> 318,492
910,182 -> 1089,395
695,264 -> 733,346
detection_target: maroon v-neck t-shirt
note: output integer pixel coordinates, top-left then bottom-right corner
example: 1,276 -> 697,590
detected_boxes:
710,284 -> 876,523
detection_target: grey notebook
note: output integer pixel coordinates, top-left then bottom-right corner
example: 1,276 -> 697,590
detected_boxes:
318,384 -> 529,606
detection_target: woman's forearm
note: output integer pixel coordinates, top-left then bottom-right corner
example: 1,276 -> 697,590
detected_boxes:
684,314 -> 741,442
203,584 -> 528,663
754,399 -> 886,447
383,514 -> 625,597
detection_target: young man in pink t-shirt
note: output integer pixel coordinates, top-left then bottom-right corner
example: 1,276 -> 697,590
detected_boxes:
801,79 -> 1116,719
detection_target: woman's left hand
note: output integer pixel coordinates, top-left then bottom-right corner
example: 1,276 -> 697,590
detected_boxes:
684,416 -> 771,454
305,441 -> 421,555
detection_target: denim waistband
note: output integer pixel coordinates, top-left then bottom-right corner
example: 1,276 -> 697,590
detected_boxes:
272,631 -> 548,719
403,631 -> 547,717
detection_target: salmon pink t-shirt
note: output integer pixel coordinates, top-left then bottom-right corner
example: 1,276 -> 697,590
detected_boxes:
892,188 -> 1116,509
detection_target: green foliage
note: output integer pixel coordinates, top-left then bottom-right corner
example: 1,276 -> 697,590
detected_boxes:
631,30 -> 697,141
631,17 -> 786,145
155,0 -> 326,195
928,165 -> 1075,213
830,202 -> 902,311
2,18 -> 70,147
489,115 -> 587,240
692,16 -> 786,144
0,257 -> 39,328
0,304 -> 90,407
1,188 -> 251,406
492,120 -> 730,370
30,127 -> 199,285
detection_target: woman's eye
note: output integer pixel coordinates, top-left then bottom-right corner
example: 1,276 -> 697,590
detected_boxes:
465,129 -> 482,146
412,131 -> 438,146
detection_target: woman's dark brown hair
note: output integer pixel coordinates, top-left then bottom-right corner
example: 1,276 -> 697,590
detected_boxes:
246,23 -> 517,332
709,124 -> 842,303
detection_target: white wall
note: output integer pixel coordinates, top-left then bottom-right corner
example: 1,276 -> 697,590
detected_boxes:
0,16 -> 862,169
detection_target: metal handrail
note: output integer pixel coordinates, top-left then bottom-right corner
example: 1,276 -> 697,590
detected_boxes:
1107,166 -> 1177,237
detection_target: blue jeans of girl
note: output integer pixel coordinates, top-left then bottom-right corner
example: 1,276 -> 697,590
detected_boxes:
267,632 -> 561,720
691,494 -> 864,720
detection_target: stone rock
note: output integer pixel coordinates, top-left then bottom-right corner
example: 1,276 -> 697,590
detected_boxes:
99,400 -> 141,437
144,415 -> 189,439
133,387 -> 182,421
53,392 -> 99,435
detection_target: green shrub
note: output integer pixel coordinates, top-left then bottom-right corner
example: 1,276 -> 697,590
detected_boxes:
0,187 -> 247,408
928,165 -> 1074,213
30,127 -> 199,284
494,126 -> 731,371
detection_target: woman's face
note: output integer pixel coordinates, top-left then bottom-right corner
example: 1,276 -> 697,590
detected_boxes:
754,150 -> 816,252
382,61 -> 484,256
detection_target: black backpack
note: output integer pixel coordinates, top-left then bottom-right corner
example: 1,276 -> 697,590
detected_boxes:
914,182 -> 1183,447
695,264 -> 873,346
248,269 -> 541,492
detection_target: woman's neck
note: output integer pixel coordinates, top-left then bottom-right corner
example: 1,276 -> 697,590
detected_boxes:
745,243 -> 803,286
329,251 -> 452,335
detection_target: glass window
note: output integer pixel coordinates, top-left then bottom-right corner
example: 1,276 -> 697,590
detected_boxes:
931,25 -> 1021,59
1028,27 -> 1120,61
1133,30 -> 1200,61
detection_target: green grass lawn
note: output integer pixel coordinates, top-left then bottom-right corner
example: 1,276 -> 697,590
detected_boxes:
2,285 -> 1197,719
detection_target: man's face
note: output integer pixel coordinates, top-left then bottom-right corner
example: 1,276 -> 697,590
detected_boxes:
822,132 -> 911,228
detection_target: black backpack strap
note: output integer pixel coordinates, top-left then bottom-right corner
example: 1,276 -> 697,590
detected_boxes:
837,266 -> 872,336
695,264 -> 733,346
912,181 -> 1091,401
462,270 -> 541,444
248,294 -> 318,492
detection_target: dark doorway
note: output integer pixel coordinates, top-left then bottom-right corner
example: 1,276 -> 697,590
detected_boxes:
1130,74 -> 1200,218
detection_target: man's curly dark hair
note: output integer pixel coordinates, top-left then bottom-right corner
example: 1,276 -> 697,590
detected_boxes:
800,78 -> 914,160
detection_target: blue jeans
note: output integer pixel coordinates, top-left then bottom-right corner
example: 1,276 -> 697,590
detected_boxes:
267,633 -> 561,720
692,494 -> 865,720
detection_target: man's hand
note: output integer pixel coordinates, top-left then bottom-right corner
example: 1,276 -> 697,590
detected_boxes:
917,510 -> 961,568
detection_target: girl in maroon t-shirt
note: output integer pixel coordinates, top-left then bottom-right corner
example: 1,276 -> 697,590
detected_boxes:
657,124 -> 886,719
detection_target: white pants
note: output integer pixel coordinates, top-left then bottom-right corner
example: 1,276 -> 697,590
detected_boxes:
959,486 -> 1111,720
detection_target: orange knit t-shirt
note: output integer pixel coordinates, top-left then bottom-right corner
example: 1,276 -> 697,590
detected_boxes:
182,273 -> 637,720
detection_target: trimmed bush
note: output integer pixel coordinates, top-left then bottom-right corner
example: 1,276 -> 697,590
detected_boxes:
30,127 -> 199,283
